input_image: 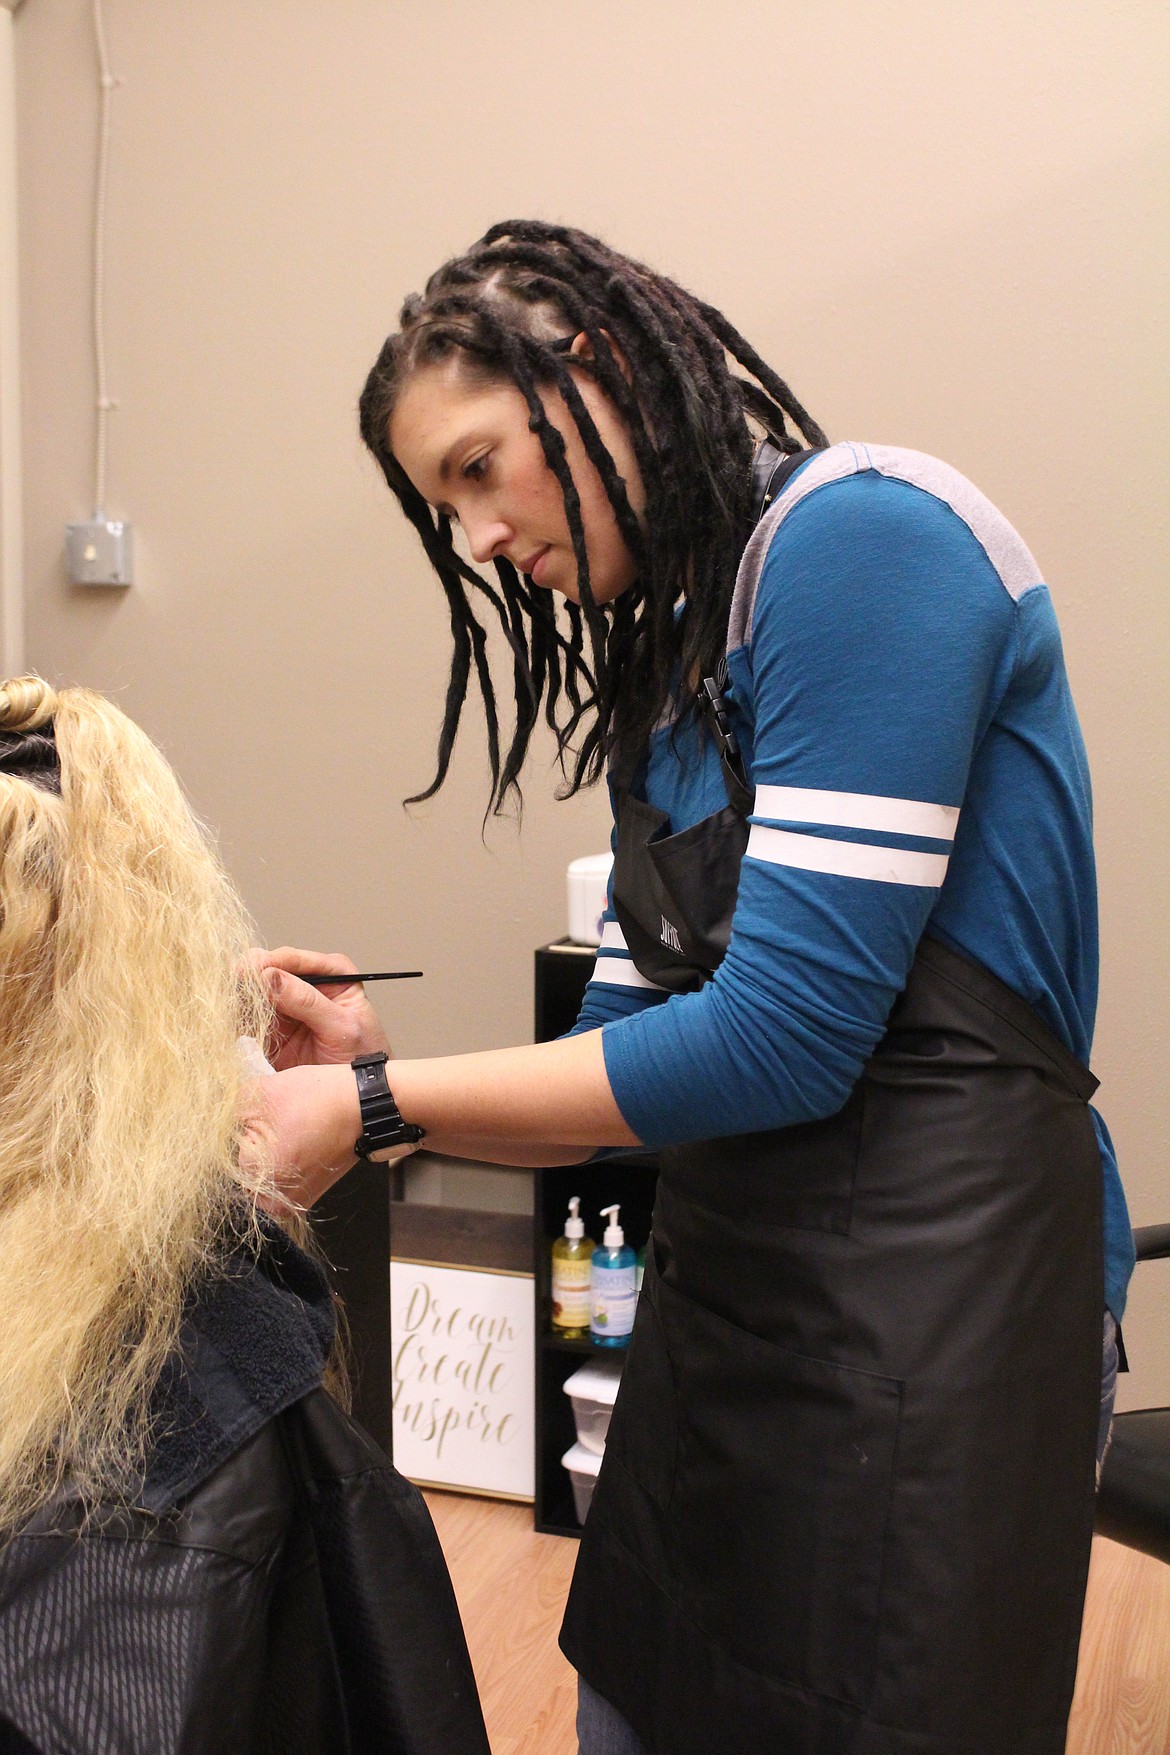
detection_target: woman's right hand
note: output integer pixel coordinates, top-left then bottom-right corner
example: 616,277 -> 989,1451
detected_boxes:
251,946 -> 391,1070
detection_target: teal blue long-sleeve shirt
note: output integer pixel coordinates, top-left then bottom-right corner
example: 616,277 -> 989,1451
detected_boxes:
572,444 -> 1133,1320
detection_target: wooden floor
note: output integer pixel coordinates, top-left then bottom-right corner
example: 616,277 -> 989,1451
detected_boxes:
1068,1539 -> 1170,1754
424,1490 -> 580,1755
425,1492 -> 1170,1754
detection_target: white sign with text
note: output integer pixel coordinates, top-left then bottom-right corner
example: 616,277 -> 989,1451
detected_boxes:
390,1260 -> 534,1500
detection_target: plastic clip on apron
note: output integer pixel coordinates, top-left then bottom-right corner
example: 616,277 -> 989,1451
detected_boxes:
561,676 -> 1103,1753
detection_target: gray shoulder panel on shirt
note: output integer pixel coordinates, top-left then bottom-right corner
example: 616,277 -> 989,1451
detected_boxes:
727,442 -> 1045,653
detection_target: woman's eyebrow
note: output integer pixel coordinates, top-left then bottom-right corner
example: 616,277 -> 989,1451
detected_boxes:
437,433 -> 482,483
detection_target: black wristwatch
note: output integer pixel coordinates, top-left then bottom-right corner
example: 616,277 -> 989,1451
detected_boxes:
351,1053 -> 426,1159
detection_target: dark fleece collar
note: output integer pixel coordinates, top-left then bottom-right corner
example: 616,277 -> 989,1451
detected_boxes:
140,1220 -> 335,1514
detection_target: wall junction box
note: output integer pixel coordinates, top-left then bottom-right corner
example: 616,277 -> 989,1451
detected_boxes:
66,519 -> 133,586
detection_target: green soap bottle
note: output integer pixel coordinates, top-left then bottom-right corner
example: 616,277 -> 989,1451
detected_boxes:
551,1196 -> 592,1337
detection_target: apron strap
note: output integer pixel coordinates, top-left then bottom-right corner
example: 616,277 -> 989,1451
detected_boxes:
750,441 -> 825,524
696,665 -> 755,818
916,934 -> 1100,1102
611,678 -> 754,818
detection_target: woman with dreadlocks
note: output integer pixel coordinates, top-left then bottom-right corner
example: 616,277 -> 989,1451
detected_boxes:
250,222 -> 1130,1755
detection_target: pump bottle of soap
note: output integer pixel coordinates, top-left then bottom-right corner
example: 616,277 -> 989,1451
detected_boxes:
590,1204 -> 637,1348
551,1196 -> 592,1337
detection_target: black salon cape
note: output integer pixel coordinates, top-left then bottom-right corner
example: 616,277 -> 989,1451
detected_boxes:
0,1224 -> 489,1755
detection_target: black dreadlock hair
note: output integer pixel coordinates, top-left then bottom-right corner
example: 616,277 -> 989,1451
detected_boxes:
359,221 -> 827,814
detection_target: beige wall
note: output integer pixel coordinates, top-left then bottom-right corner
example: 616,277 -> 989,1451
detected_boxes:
14,2 -> 1169,1398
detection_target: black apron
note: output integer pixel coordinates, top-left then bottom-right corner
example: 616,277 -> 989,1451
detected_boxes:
561,686 -> 1102,1754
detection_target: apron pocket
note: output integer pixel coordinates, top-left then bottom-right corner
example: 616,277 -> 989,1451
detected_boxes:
663,1275 -> 902,1710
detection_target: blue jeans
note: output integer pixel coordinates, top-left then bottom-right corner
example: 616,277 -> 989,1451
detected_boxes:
576,1678 -> 649,1755
1098,1309 -> 1119,1480
577,1315 -> 1121,1755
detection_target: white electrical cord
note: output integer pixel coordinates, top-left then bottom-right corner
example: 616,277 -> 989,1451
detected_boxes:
91,0 -> 118,519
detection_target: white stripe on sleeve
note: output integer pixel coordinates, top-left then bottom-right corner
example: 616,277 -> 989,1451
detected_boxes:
598,920 -> 629,952
753,784 -> 959,843
589,955 -> 669,992
747,824 -> 950,887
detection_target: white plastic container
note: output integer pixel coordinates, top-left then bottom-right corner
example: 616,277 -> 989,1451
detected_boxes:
562,1356 -> 624,1454
567,852 -> 614,946
562,1440 -> 603,1523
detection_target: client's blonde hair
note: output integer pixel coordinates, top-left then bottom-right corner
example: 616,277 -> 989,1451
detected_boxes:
0,676 -> 274,1530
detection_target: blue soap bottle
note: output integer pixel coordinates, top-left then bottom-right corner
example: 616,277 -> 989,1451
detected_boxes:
590,1204 -> 637,1347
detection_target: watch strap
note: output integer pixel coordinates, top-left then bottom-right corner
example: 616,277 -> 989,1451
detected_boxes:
352,1052 -> 425,1159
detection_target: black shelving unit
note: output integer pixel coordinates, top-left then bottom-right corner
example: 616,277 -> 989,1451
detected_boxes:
533,942 -> 659,1537
534,1159 -> 658,1536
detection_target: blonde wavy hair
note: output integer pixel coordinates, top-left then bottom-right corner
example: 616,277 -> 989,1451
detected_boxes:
0,676 -> 276,1530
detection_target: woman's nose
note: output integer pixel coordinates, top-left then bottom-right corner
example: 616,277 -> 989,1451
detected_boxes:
463,513 -> 513,566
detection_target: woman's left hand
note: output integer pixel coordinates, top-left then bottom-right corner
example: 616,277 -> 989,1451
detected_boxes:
240,1061 -> 365,1212
252,946 -> 390,1070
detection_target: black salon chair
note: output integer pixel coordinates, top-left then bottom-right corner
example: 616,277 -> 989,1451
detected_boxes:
1093,1224 -> 1170,1565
